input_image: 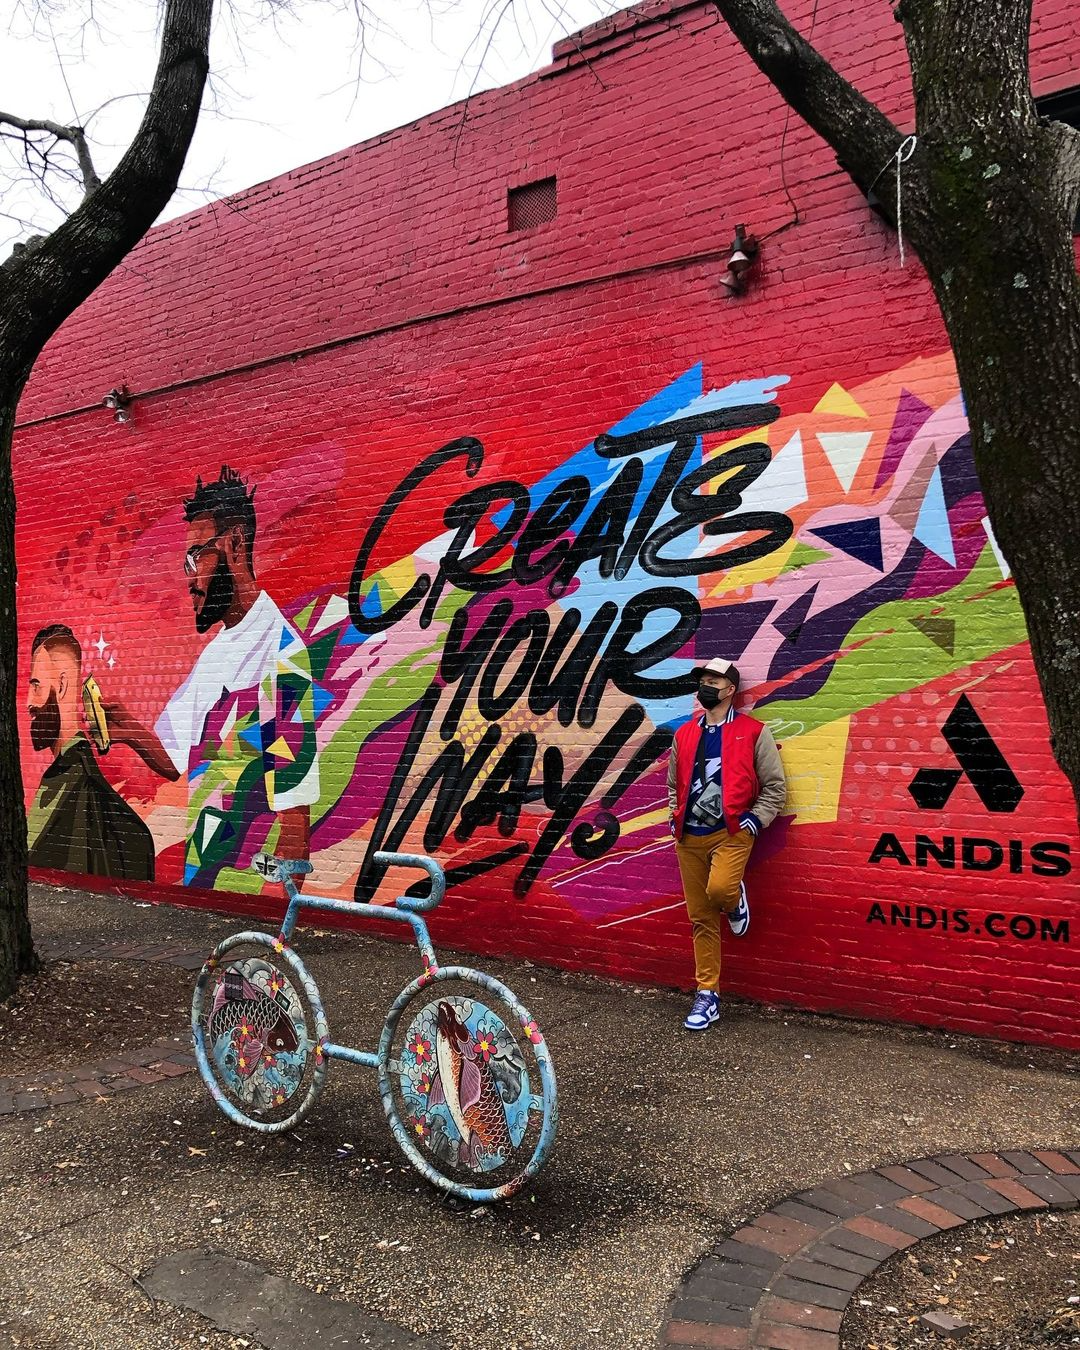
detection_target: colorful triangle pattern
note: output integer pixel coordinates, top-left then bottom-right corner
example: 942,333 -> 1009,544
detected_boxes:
736,431 -> 808,515
875,389 -> 935,489
813,383 -> 869,419
910,614 -> 956,654
811,518 -> 884,571
913,466 -> 956,566
817,431 -> 873,492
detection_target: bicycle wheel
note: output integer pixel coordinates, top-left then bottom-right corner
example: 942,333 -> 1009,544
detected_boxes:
191,931 -> 329,1132
377,966 -> 557,1202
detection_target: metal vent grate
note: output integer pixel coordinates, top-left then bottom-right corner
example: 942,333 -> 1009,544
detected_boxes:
507,177 -> 557,232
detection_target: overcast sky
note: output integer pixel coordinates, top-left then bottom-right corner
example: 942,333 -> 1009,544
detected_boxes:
2,0 -> 617,249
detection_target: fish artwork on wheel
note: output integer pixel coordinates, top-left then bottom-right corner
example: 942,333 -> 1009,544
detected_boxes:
208,967 -> 300,1078
428,1000 -> 512,1168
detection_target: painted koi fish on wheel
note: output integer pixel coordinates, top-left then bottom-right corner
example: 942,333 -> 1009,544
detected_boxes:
208,968 -> 299,1079
428,1001 -> 512,1168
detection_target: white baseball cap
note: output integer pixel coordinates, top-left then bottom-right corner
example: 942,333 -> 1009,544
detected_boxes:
691,657 -> 740,687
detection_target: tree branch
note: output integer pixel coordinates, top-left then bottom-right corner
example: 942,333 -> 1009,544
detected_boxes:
0,0 -> 214,379
0,110 -> 101,195
711,0 -> 905,200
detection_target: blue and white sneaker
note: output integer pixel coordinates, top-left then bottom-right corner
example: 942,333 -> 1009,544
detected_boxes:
684,990 -> 720,1031
727,882 -> 750,937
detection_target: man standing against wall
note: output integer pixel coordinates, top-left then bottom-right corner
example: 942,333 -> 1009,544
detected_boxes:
668,658 -> 786,1031
26,624 -> 155,880
106,466 -> 320,889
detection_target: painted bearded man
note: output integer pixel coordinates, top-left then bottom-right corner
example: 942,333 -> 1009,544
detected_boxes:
105,467 -> 320,888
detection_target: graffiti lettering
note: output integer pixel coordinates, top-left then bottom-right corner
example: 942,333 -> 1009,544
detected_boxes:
349,399 -> 795,898
348,403 -> 787,634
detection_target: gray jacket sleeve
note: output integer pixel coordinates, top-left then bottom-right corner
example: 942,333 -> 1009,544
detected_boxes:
667,741 -> 678,820
750,725 -> 786,830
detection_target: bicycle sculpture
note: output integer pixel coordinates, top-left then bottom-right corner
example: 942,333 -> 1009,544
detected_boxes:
191,850 -> 558,1202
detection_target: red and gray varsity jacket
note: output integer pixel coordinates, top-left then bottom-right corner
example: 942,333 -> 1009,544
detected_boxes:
667,710 -> 786,841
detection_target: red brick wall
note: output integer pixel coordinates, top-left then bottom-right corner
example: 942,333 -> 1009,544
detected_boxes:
16,0 -> 1080,1047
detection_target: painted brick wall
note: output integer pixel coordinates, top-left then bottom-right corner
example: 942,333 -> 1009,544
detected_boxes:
15,0 -> 1080,1049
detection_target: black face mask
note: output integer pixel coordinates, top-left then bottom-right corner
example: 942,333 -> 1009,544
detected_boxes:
696,684 -> 722,710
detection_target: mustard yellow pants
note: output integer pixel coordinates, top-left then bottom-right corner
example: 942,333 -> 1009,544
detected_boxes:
674,827 -> 755,992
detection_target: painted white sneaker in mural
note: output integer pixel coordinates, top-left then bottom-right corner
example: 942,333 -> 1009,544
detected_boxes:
684,990 -> 720,1031
727,883 -> 750,938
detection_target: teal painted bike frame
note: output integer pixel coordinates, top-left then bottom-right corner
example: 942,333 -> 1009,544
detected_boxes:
191,849 -> 558,1203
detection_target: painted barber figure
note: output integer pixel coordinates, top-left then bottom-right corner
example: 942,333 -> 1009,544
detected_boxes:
668,658 -> 786,1031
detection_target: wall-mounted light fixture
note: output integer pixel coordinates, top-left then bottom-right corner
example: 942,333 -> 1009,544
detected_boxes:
720,224 -> 760,296
103,386 -> 133,424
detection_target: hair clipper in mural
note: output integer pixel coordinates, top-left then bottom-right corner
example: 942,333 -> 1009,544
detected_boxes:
106,466 -> 320,888
26,624 -> 155,879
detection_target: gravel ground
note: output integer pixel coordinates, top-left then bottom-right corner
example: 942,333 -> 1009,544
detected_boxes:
841,1210 -> 1080,1348
0,881 -> 1077,1349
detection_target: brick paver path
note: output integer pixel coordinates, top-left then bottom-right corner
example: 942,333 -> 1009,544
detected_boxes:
661,1150 -> 1080,1349
0,938 -> 205,1117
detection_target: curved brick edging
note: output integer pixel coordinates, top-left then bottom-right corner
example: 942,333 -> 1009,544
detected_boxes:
661,1150 -> 1080,1350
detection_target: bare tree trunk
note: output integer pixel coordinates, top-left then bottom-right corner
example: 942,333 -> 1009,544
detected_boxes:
0,393 -> 35,998
0,0 -> 213,1000
713,0 -> 1080,811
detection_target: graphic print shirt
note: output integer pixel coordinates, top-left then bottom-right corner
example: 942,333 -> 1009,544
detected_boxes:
683,707 -> 735,835
155,591 -> 321,889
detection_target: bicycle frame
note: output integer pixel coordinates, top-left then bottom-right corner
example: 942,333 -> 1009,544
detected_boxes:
267,849 -> 444,1072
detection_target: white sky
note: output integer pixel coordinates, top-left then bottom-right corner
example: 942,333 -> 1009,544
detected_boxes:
1,0 -> 617,249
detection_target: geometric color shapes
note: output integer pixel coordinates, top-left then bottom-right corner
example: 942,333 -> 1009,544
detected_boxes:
201,812 -> 225,852
981,516 -> 1010,578
782,541 -> 831,573
913,466 -> 956,566
239,724 -> 263,751
695,599 -> 777,662
306,630 -> 337,683
810,518 -> 884,571
278,681 -> 300,722
816,431 -> 873,492
773,583 -> 818,642
311,684 -> 334,718
910,614 -> 956,655
311,593 -> 351,637
217,759 -> 247,786
266,737 -> 296,762
888,445 -> 938,533
875,389 -> 935,489
813,383 -> 868,419
217,700 -> 239,744
736,431 -> 808,515
779,716 -> 851,825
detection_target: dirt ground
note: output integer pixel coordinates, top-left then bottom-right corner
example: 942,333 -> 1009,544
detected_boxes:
841,1210 -> 1080,1349
0,882 -> 1077,1350
0,958 -> 192,1075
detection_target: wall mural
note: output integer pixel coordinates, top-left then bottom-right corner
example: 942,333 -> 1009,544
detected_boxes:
22,352 -> 1053,933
